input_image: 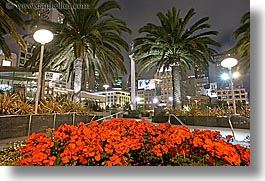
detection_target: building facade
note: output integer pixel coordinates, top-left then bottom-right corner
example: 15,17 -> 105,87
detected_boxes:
136,89 -> 156,110
154,65 -> 209,107
216,87 -> 249,105
94,90 -> 131,108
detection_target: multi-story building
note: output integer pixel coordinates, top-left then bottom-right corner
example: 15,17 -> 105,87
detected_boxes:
0,51 -> 17,67
216,87 -> 249,105
186,76 -> 209,97
136,88 -> 156,110
94,90 -> 131,108
154,65 -> 209,107
154,68 -> 173,107
200,82 -> 218,103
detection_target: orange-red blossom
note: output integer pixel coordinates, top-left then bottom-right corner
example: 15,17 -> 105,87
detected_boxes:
18,118 -> 250,166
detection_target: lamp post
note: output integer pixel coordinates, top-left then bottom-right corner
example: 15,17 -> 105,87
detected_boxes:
221,57 -> 238,114
186,96 -> 191,105
194,100 -> 198,107
33,29 -> 53,114
103,84 -> 109,110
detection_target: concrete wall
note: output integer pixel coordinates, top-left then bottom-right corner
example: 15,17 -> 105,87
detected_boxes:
0,113 -> 250,140
153,115 -> 250,129
0,114 -> 100,140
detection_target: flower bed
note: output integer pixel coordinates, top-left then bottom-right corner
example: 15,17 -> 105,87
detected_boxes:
18,118 -> 250,166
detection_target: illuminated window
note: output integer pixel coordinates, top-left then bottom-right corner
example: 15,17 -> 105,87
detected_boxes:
2,60 -> 11,66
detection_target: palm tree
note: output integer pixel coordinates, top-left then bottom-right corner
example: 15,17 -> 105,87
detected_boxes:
231,12 -> 250,73
133,7 -> 220,109
25,0 -> 131,100
0,0 -> 37,57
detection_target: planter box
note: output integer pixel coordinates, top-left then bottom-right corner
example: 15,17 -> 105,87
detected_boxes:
0,115 -> 29,139
29,115 -> 54,135
0,114 -> 102,140
152,116 -> 168,123
152,115 -> 250,129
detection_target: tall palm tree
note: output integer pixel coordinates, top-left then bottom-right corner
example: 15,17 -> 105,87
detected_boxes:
0,0 -> 37,57
133,7 -> 220,109
231,12 -> 250,73
25,0 -> 131,100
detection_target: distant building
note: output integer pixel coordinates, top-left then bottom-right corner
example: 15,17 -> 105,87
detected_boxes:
216,87 -> 249,105
136,89 -> 156,110
200,82 -> 218,102
154,65 -> 209,107
94,90 -> 131,108
0,52 -> 17,67
154,68 -> 174,107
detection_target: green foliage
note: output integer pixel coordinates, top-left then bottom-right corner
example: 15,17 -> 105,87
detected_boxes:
25,0 -> 132,91
0,0 -> 37,57
230,12 -> 250,73
133,7 -> 220,108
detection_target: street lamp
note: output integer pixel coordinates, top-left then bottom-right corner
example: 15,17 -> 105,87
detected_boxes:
194,100 -> 198,107
33,29 -> 54,114
186,96 -> 191,105
103,84 -> 109,109
221,57 -> 238,114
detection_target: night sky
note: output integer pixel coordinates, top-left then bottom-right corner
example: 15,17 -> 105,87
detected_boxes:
111,0 -> 250,91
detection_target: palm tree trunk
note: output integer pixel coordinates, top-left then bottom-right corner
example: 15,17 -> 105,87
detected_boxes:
73,57 -> 83,101
172,65 -> 182,109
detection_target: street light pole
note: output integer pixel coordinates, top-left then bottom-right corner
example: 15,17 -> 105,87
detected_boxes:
186,96 -> 191,105
221,57 -> 238,115
228,67 -> 237,114
33,29 -> 54,114
34,44 -> 44,114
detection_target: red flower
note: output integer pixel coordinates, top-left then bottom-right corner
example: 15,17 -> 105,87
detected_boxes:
18,119 -> 250,166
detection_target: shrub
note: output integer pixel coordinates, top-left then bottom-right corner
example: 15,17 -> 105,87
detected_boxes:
18,118 -> 250,166
0,93 -> 91,115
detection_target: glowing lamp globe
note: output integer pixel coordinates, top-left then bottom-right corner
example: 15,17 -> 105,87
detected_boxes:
33,29 -> 54,44
103,84 -> 110,89
221,58 -> 238,69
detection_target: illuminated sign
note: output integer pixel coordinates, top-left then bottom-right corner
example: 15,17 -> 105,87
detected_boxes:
138,79 -> 156,90
112,77 -> 122,90
45,72 -> 61,81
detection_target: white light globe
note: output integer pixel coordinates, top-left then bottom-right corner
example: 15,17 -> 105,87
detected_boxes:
168,96 -> 173,101
103,84 -> 110,89
221,58 -> 238,68
232,72 -> 240,79
153,97 -> 159,104
221,73 -> 229,80
33,29 -> 54,44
